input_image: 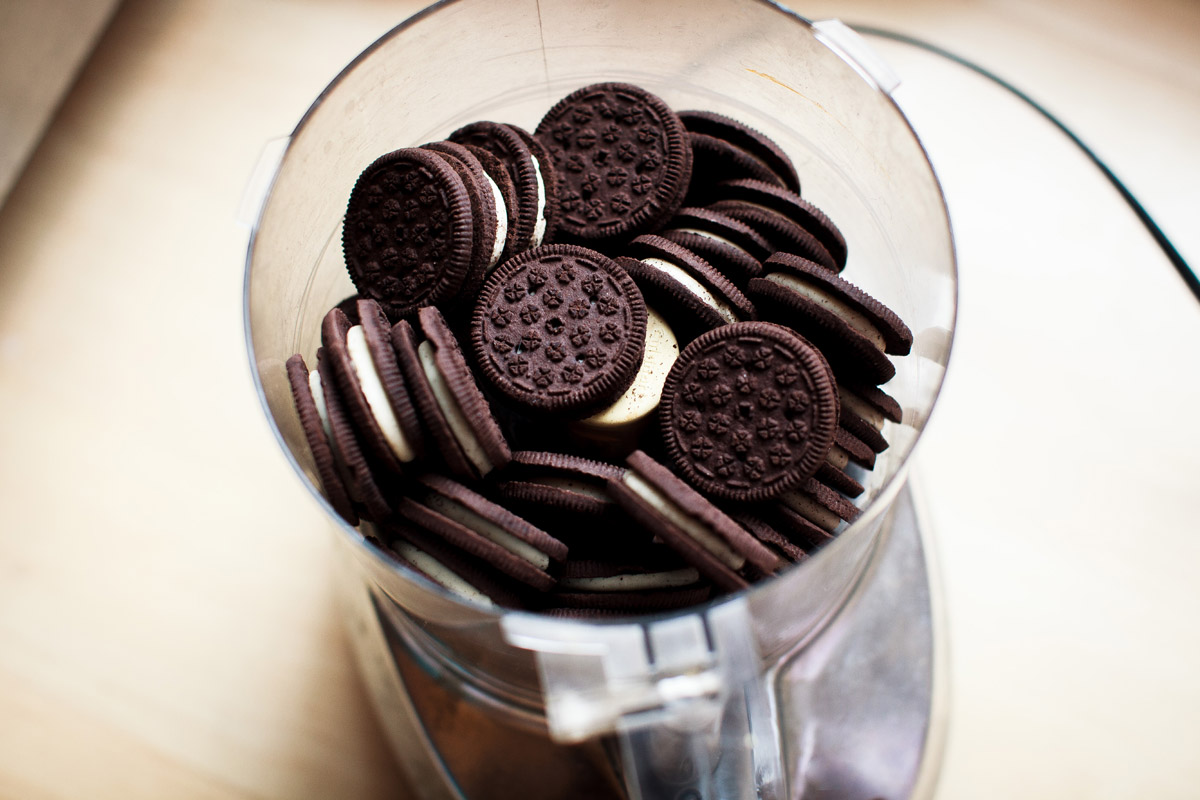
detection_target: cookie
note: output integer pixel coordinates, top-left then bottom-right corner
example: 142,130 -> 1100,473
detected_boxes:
285,353 -> 358,524
685,131 -> 787,202
550,553 -> 710,612
729,511 -> 810,566
342,147 -> 476,319
659,321 -> 839,502
457,142 -> 521,265
678,110 -> 800,194
776,477 -> 862,534
816,461 -> 865,499
470,244 -> 648,416
619,235 -> 755,339
357,298 -> 426,459
710,179 -> 848,269
660,207 -> 772,262
492,450 -> 626,517
748,253 -> 911,385
535,82 -> 691,244
416,305 -> 512,477
397,473 -> 567,592
707,200 -> 838,272
449,121 -> 550,255
321,305 -> 418,475
607,450 -> 782,593
420,140 -> 503,287
659,230 -> 764,288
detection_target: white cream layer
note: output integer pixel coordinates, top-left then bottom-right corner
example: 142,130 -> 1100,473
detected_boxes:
391,540 -> 497,609
482,172 -> 507,270
641,257 -> 740,325
825,444 -> 850,471
535,476 -> 610,502
581,307 -> 678,428
559,567 -> 701,592
424,491 -> 549,570
667,227 -> 753,258
763,272 -> 886,352
779,489 -> 840,533
838,384 -> 886,431
309,369 -> 334,445
529,153 -> 548,247
346,326 -> 417,463
417,340 -> 492,477
622,472 -> 744,570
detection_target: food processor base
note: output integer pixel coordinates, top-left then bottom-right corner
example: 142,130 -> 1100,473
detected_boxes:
340,480 -> 946,800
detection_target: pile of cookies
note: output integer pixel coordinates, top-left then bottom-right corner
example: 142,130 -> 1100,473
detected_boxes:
286,82 -> 910,615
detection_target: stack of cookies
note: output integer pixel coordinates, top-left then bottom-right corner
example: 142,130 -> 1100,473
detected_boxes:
285,82 -> 910,615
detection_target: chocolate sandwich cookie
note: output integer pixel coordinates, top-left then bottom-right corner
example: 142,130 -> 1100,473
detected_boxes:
314,347 -> 393,524
535,82 -> 691,244
707,200 -> 838,272
727,511 -> 809,567
397,473 -> 567,592
417,306 -> 511,478
832,426 -> 876,471
659,321 -> 839,503
470,244 -> 648,416
678,110 -> 800,194
321,305 -> 421,476
342,147 -> 476,319
619,235 -> 756,340
685,131 -> 787,202
749,252 -> 912,384
711,179 -> 848,269
420,141 -> 503,289
551,557 -> 711,613
816,461 -> 865,499
493,450 -> 625,517
607,450 -> 782,593
449,121 -> 555,255
376,520 -> 526,609
776,476 -> 862,536
658,206 -> 771,287
285,353 -> 358,524
457,142 -> 521,265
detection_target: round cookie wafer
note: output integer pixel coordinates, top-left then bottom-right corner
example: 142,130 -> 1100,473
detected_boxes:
357,298 -> 426,461
457,142 -> 521,265
470,244 -> 648,416
686,131 -> 787,201
659,321 -> 839,502
417,305 -> 512,477
535,82 -> 691,244
493,450 -> 625,517
342,147 -> 476,319
315,347 -> 392,523
777,476 -> 862,534
708,200 -> 838,272
712,179 -> 848,269
390,318 -> 475,479
678,110 -> 800,194
509,124 -> 561,248
659,230 -> 763,287
449,121 -> 545,256
285,353 -> 358,524
380,520 -> 527,609
816,461 -> 865,499
420,140 -> 502,291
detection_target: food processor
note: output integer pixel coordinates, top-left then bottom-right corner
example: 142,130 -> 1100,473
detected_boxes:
243,0 -> 957,797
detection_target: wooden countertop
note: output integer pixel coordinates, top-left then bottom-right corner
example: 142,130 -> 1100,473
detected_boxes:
1,0 -> 1197,797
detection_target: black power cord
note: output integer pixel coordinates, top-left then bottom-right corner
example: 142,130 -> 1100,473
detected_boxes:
850,24 -> 1200,305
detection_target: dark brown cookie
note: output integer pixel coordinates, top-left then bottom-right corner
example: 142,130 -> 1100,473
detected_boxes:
731,512 -> 810,566
678,110 -> 800,194
285,353 -> 358,524
420,140 -> 501,292
816,462 -> 865,499
470,244 -> 648,416
380,520 -> 527,609
661,207 -> 772,261
659,322 -> 839,502
357,298 -> 426,461
458,142 -> 521,265
607,450 -> 782,593
708,200 -> 838,272
777,477 -> 861,534
535,82 -> 691,244
509,124 -> 561,248
390,318 -> 476,479
711,179 -> 848,269
492,450 -> 625,517
342,147 -> 476,319
397,473 -> 567,591
659,230 -> 763,287
449,121 -> 545,255
685,131 -> 787,202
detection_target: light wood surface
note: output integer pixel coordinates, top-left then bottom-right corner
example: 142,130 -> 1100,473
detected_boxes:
1,1 -> 1197,798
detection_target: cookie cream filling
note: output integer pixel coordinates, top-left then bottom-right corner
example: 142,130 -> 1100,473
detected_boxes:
424,491 -> 550,570
390,540 -> 497,609
559,567 -> 700,592
417,340 -> 492,476
346,326 -> 417,462
529,153 -> 548,247
622,472 -> 745,570
534,476 -> 611,502
825,443 -> 851,471
666,227 -> 753,258
640,257 -> 740,325
482,172 -> 508,269
838,384 -> 887,431
763,271 -> 886,352
309,369 -> 335,446
779,489 -> 841,533
580,307 -> 678,428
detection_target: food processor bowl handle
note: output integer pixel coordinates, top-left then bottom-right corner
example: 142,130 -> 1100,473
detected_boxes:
502,598 -> 787,799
